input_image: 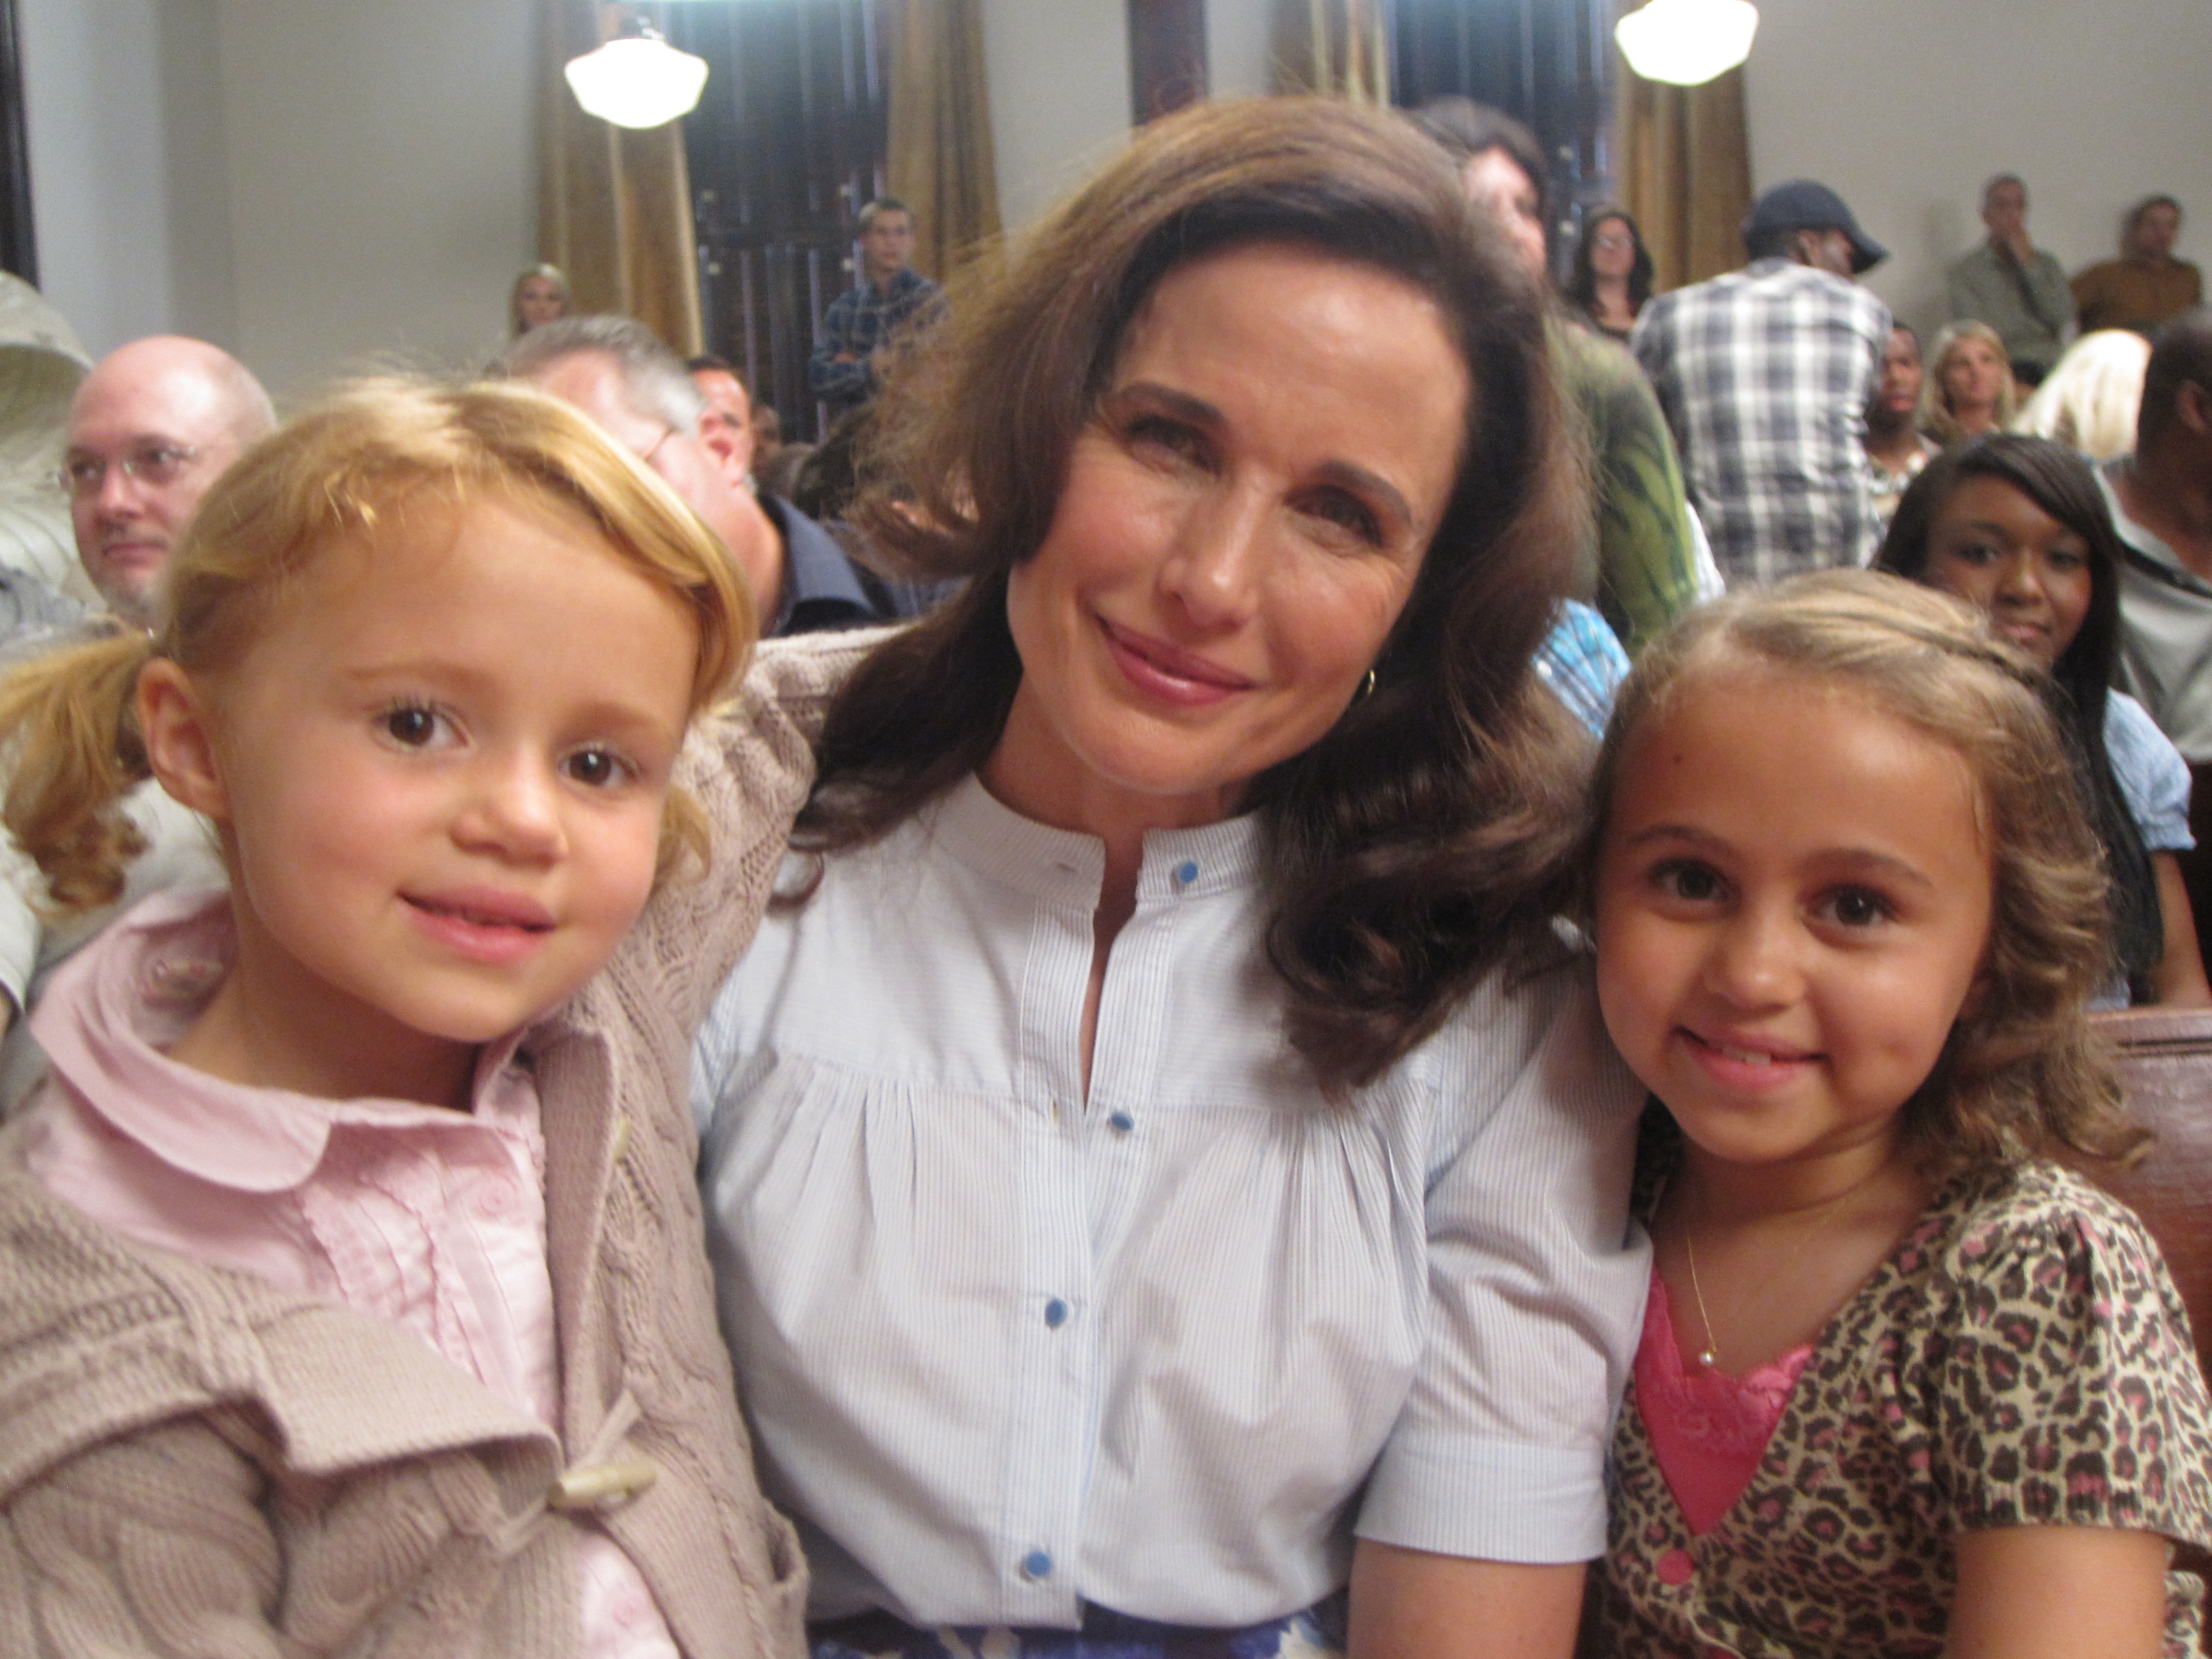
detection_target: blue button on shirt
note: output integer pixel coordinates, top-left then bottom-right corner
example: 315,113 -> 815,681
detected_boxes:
693,777 -> 1647,1629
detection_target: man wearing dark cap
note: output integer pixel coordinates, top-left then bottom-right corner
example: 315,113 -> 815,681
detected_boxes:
1632,179 -> 1893,585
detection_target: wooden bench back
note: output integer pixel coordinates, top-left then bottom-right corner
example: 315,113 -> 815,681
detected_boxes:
2087,1008 -> 2212,1380
2085,1007 -> 2212,1639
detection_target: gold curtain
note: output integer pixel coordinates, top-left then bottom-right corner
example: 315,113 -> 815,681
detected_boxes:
1271,0 -> 1390,102
886,0 -> 1002,283
536,0 -> 703,354
1614,57 -> 1753,293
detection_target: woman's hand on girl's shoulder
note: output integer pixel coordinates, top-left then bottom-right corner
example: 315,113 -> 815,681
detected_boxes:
1946,1526 -> 2171,1659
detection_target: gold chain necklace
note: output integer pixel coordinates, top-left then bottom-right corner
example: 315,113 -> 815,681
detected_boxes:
1684,1225 -> 1828,1373
1682,1232 -> 1725,1370
1677,1164 -> 1893,1372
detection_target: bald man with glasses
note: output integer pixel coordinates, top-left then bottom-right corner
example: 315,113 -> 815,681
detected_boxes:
0,337 -> 266,1068
62,335 -> 274,628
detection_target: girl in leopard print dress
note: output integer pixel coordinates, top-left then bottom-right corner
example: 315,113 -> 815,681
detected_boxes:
1581,571 -> 2212,1658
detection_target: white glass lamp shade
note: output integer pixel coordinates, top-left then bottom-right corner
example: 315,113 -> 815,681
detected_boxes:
564,35 -> 710,129
1614,0 -> 1759,87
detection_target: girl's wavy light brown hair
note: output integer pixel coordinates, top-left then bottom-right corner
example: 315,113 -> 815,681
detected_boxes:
0,376 -> 753,913
806,95 -> 1591,1094
1586,569 -> 2142,1176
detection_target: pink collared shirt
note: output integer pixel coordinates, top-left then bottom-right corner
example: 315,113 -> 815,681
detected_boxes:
23,888 -> 678,1658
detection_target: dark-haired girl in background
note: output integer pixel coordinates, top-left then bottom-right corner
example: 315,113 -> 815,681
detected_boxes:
1564,207 -> 1654,344
1877,433 -> 2211,1005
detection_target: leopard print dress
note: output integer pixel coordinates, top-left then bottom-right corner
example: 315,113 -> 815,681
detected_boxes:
1584,1160 -> 2212,1658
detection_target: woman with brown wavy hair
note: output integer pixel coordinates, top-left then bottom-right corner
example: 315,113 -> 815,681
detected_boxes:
693,98 -> 1647,1659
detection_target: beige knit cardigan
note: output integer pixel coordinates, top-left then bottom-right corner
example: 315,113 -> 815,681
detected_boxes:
0,630 -> 879,1658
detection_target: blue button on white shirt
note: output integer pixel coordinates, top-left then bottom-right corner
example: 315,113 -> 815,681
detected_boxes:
692,777 -> 1648,1630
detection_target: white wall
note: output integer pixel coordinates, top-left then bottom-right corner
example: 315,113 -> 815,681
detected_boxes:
18,0 -> 234,354
213,0 -> 537,398
20,0 -> 536,398
979,0 -> 1294,234
1206,0 -> 1275,100
981,0 -> 1133,234
1743,0 -> 2212,342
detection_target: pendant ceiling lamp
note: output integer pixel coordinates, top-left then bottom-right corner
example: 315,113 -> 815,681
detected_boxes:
1614,0 -> 1759,87
564,16 -> 708,129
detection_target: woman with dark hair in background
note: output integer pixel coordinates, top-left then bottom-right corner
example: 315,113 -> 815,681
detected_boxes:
1564,207 -> 1654,343
692,98 -> 1646,1659
1877,433 -> 2211,1005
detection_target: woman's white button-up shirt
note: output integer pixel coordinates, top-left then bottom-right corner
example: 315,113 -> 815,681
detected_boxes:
692,777 -> 1648,1630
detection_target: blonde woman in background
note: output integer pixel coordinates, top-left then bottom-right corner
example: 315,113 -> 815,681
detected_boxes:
2013,329 -> 2152,461
1920,319 -> 2018,447
510,262 -> 572,334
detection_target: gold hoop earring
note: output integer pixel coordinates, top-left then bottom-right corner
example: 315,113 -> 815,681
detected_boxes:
1360,668 -> 1377,701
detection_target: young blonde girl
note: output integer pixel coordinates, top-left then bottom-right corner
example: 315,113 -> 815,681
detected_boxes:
1582,570 -> 2212,1658
0,378 -> 839,1657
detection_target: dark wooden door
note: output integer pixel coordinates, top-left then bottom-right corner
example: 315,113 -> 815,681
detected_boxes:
671,0 -> 890,443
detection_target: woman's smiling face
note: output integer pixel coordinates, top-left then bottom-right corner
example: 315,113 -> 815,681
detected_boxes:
985,241 -> 1468,834
1921,474 -> 2094,672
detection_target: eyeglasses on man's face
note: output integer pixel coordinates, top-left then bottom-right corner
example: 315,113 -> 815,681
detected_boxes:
58,441 -> 204,498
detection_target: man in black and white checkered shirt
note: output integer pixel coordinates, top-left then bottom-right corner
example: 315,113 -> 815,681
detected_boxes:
1631,180 -> 1893,588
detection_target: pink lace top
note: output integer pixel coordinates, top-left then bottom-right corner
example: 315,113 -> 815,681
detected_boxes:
1633,1267 -> 1814,1535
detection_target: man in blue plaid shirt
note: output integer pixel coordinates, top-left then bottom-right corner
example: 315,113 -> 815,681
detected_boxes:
808,199 -> 945,423
1632,180 -> 1893,588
